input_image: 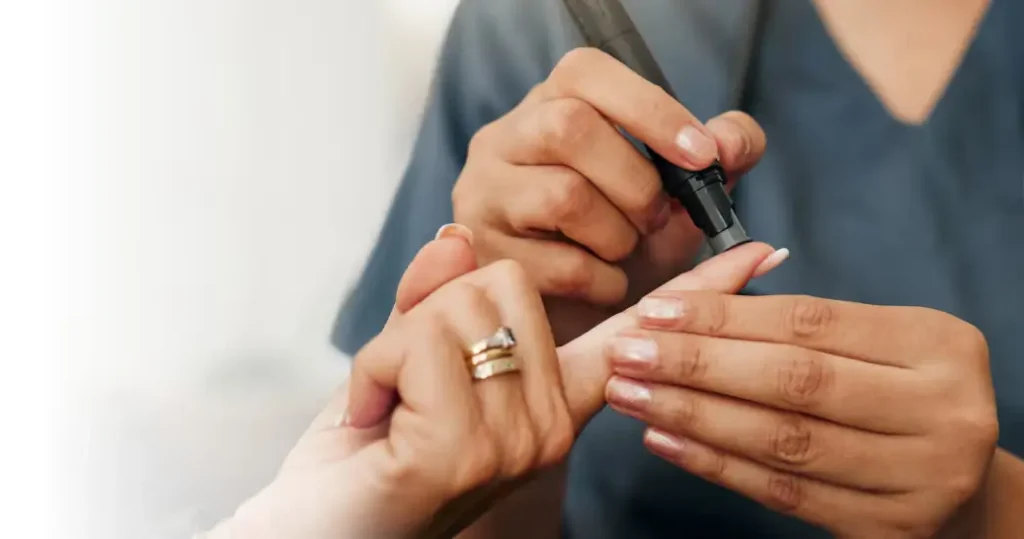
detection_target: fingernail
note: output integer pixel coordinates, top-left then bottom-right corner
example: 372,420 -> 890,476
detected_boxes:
435,223 -> 474,245
753,247 -> 790,278
675,125 -> 718,163
334,412 -> 350,428
606,377 -> 652,410
637,296 -> 686,320
648,196 -> 673,233
645,428 -> 688,457
608,336 -> 658,372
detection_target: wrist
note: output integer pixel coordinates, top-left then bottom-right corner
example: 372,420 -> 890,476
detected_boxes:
937,447 -> 1005,539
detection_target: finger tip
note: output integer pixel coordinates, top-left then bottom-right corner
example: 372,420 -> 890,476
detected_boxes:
434,222 -> 473,243
725,241 -> 776,263
674,125 -> 719,167
394,231 -> 478,312
752,246 -> 790,278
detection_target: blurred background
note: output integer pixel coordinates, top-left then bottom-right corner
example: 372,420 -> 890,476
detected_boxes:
16,1 -> 460,537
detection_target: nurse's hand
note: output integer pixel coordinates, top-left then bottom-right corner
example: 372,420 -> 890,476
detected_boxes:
452,47 -> 766,316
604,292 -> 998,538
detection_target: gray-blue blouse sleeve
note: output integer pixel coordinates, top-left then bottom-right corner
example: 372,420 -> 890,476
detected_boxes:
331,0 -> 581,355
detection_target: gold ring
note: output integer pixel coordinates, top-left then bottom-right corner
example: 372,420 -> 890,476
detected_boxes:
468,347 -> 513,367
469,326 -> 517,356
471,355 -> 521,381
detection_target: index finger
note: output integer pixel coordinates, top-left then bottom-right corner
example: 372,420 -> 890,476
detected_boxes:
635,292 -> 949,368
559,241 -> 778,426
537,47 -> 719,170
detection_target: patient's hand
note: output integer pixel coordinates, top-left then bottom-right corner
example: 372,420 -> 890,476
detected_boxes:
206,225 -> 782,539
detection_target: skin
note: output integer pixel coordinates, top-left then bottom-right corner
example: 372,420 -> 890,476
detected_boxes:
212,1 -> 1023,536
208,230 -> 781,538
813,0 -> 991,125
605,292 -> 998,537
449,1 -> 1018,534
452,47 -> 767,344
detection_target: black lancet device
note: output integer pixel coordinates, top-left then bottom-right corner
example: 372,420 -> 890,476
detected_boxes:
562,0 -> 752,253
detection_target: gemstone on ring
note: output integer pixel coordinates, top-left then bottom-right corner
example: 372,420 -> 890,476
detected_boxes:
469,326 -> 517,356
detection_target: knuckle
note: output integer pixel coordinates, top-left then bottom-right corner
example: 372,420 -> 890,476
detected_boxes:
784,296 -> 836,339
667,393 -> 701,432
416,309 -> 450,341
673,339 -> 710,382
604,230 -> 639,263
699,446 -> 729,482
544,168 -> 593,223
551,47 -> 601,85
489,259 -> 532,291
946,470 -> 985,505
956,405 -> 1000,448
540,412 -> 575,466
466,120 -> 498,158
765,472 -> 805,514
631,174 -> 665,212
451,167 -> 488,222
456,431 -> 501,489
541,98 -> 598,157
702,295 -> 730,336
951,317 -> 990,361
767,414 -> 817,467
446,281 -> 492,315
500,419 -> 540,479
775,352 -> 833,409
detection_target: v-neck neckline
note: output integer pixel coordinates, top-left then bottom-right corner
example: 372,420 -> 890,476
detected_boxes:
804,0 -> 997,130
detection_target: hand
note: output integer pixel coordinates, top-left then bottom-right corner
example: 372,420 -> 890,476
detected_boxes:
452,47 -> 766,334
210,230 -> 784,539
213,228 -> 575,539
604,291 -> 999,538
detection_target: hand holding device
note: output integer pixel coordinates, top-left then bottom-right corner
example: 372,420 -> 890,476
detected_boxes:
453,48 -> 766,318
563,0 -> 753,253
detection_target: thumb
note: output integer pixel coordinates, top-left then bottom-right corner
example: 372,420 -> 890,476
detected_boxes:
345,223 -> 478,430
393,223 -> 478,315
558,242 -> 781,431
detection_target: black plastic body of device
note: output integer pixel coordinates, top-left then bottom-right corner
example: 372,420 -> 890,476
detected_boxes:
561,0 -> 752,253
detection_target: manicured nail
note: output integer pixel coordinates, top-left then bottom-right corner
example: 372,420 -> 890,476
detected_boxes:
435,223 -> 474,245
645,428 -> 688,457
753,247 -> 790,278
606,377 -> 652,410
675,125 -> 718,163
637,296 -> 686,320
608,336 -> 658,371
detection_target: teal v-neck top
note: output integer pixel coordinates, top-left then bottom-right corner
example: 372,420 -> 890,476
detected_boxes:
334,1 -> 1024,536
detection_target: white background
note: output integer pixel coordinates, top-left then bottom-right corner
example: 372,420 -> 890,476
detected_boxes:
1,1 -> 459,537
